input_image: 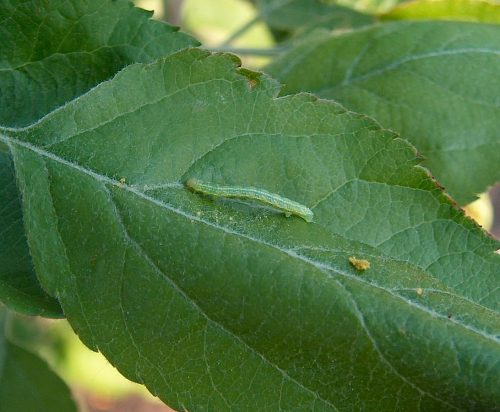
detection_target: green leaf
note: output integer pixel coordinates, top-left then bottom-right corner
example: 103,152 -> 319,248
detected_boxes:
0,0 -> 198,128
0,0 -> 197,317
0,146 -> 62,317
254,0 -> 373,39
337,0 -> 407,13
0,307 -> 77,412
382,0 -> 500,23
266,21 -> 500,205
1,48 -> 499,410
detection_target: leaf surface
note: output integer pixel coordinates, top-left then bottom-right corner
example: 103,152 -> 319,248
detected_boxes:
1,49 -> 499,410
253,0 -> 373,40
382,0 -> 500,23
0,0 -> 197,127
0,307 -> 77,412
0,147 -> 62,317
266,21 -> 500,204
337,0 -> 407,13
0,0 -> 197,316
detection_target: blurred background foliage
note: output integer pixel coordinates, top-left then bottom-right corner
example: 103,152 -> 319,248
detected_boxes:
6,0 -> 498,411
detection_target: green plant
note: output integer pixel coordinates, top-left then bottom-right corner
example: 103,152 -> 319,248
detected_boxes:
1,0 -> 499,410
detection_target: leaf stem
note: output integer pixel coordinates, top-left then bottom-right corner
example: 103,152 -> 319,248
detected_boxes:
219,0 -> 293,47
219,15 -> 261,47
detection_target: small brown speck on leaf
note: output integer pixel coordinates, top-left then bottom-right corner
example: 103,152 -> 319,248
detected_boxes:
248,78 -> 258,89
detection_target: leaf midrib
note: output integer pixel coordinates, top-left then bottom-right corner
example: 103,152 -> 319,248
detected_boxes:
1,133 -> 497,344
342,48 -> 500,85
104,182 -> 340,410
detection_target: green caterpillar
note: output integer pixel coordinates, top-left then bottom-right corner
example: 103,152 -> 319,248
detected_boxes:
186,178 -> 314,222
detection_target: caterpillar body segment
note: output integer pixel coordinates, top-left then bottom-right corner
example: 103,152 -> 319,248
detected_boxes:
186,178 -> 314,222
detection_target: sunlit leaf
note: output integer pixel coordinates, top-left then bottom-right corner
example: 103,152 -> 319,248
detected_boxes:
2,48 -> 499,410
382,0 -> 500,23
267,21 -> 500,204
